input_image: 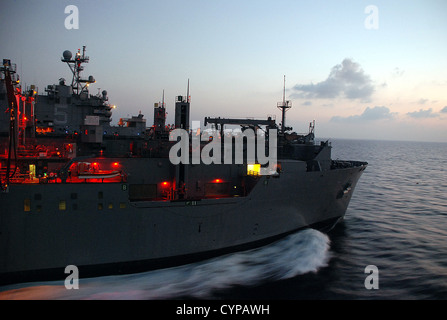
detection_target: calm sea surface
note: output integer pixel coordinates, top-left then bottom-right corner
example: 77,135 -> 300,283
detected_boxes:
1,139 -> 447,300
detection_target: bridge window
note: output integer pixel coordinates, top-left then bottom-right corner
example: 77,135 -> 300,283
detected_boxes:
59,200 -> 66,211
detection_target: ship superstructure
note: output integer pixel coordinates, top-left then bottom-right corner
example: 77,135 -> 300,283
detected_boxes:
0,48 -> 367,285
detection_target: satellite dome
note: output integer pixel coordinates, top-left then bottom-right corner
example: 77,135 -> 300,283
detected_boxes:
102,90 -> 108,96
88,75 -> 95,83
62,50 -> 72,61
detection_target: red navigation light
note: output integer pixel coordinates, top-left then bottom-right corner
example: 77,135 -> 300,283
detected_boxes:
213,179 -> 222,183
112,162 -> 120,167
161,181 -> 170,188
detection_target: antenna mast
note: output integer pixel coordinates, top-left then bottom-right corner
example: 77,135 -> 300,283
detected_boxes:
61,46 -> 96,95
277,75 -> 292,133
187,79 -> 190,103
283,75 -> 286,104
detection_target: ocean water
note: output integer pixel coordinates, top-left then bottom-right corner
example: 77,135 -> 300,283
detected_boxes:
1,139 -> 447,300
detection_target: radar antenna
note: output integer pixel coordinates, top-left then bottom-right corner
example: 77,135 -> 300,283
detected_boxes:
61,46 -> 96,95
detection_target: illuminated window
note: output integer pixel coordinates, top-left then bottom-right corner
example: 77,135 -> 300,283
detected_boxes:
24,199 -> 31,212
247,164 -> 261,176
98,203 -> 103,210
108,203 -> 113,209
120,203 -> 126,209
59,200 -> 66,211
29,164 -> 36,180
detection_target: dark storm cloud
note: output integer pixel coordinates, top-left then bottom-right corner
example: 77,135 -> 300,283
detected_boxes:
291,58 -> 375,101
331,106 -> 395,123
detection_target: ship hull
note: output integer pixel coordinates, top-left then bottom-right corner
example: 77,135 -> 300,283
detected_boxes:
0,161 -> 366,286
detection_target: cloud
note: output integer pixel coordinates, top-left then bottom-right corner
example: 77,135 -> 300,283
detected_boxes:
417,98 -> 429,105
441,106 -> 447,113
331,106 -> 395,122
407,108 -> 438,119
291,58 -> 374,101
392,67 -> 405,77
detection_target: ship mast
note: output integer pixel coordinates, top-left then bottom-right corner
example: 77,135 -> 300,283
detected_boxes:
61,46 -> 96,95
277,75 -> 292,133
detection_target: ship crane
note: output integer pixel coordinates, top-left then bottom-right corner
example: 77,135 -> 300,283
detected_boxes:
0,59 -> 19,189
204,116 -> 277,138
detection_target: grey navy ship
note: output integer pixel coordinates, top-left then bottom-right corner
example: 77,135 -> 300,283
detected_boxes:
0,47 -> 367,285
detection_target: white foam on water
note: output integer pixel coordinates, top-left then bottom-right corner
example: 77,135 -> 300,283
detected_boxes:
0,228 -> 331,300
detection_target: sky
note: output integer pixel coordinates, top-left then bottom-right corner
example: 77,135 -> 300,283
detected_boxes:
1,0 -> 446,142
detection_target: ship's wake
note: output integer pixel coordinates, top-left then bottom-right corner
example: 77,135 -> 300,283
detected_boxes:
0,228 -> 331,300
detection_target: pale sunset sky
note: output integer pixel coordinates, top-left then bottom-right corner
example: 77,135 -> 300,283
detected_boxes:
1,0 -> 446,142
